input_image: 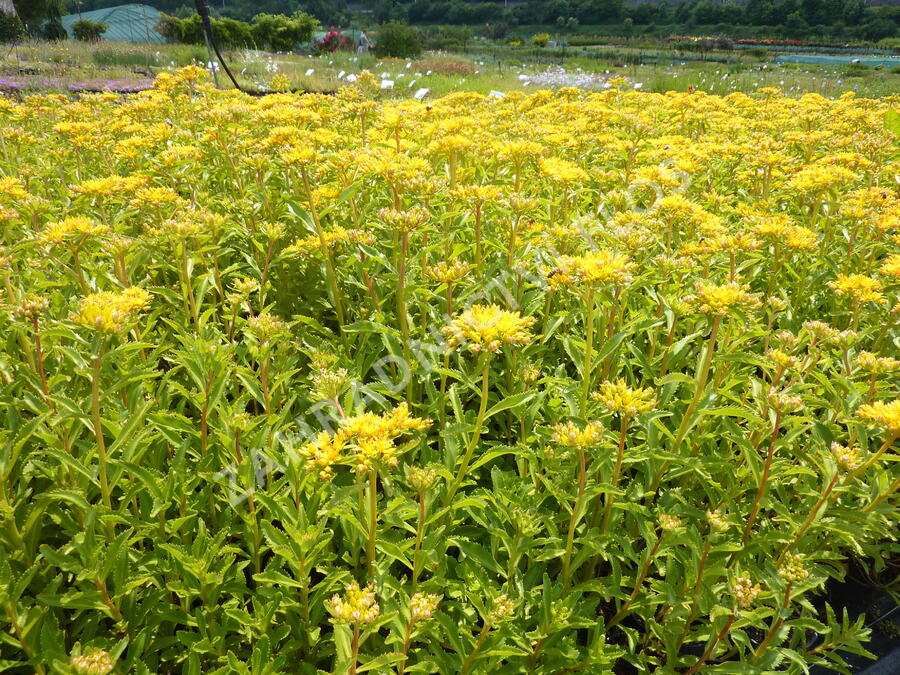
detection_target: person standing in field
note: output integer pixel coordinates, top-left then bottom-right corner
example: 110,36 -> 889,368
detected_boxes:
357,29 -> 371,54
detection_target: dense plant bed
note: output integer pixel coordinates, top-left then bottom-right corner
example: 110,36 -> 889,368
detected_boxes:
0,68 -> 898,673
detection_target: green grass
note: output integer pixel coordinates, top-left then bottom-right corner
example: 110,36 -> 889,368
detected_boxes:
1,40 -> 897,99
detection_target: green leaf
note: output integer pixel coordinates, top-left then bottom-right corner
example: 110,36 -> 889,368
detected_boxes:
484,391 -> 536,420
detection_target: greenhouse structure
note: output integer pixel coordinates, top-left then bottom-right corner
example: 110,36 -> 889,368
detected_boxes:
61,3 -> 166,44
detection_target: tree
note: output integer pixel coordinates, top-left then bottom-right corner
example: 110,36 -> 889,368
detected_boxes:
374,21 -> 421,58
0,0 -> 24,43
72,18 -> 107,41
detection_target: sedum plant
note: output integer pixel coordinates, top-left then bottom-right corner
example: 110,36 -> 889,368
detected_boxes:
0,67 -> 896,673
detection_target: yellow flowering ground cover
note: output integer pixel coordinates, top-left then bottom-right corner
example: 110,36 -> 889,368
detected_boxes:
1,66 -> 898,673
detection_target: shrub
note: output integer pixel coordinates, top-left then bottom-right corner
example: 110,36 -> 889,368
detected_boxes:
72,19 -> 107,42
484,22 -> 508,40
0,11 -> 25,43
251,12 -> 317,52
421,25 -> 471,51
845,61 -> 873,77
314,26 -> 349,53
157,12 -> 316,51
374,21 -> 422,59
532,32 -> 550,47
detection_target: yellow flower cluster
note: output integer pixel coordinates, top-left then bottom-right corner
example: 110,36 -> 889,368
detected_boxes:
424,260 -> 471,284
551,421 -> 604,448
538,157 -> 589,184
70,287 -> 152,333
593,379 -> 657,416
556,249 -> 635,286
301,403 -> 431,476
830,443 -> 862,473
706,509 -> 730,533
828,274 -> 886,305
856,351 -> 900,375
245,313 -> 286,343
443,304 -> 536,354
690,281 -> 761,316
856,399 -> 900,434
284,226 -> 373,256
410,592 -> 441,621
778,552 -> 809,584
732,576 -> 762,608
659,513 -> 682,532
38,216 -> 109,245
325,581 -> 380,625
881,253 -> 900,278
70,650 -> 114,675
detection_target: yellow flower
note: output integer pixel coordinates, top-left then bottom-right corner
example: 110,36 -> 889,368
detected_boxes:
325,581 -> 380,625
130,186 -> 187,210
303,403 -> 432,473
778,552 -> 809,584
284,227 -> 373,256
72,175 -> 135,198
538,157 -> 589,184
245,313 -> 286,343
71,287 -> 152,333
443,304 -> 536,354
706,509 -> 730,533
38,216 -> 109,245
879,253 -> 900,279
856,351 -> 900,375
828,274 -> 886,305
424,260 -> 471,284
341,402 -> 431,440
659,513 -> 682,532
592,379 -> 657,416
690,281 -> 761,316
71,649 -> 114,675
784,226 -> 818,250
831,442 -> 862,472
0,176 -> 30,201
856,399 -> 900,434
410,592 -> 441,622
551,420 -> 604,448
379,206 -> 429,232
732,576 -> 762,608
299,430 -> 345,480
558,249 -> 634,286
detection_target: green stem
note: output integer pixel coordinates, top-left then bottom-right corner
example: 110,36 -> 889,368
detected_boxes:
460,622 -> 491,675
652,315 -> 721,492
848,433 -> 898,483
600,416 -> 630,534
562,447 -> 587,590
301,166 -> 345,331
731,411 -> 782,567
397,231 -> 413,401
181,241 -> 199,329
367,470 -> 378,578
398,619 -> 415,675
90,347 -> 114,539
579,288 -> 597,419
863,472 -> 900,513
411,490 -> 427,591
777,472 -> 839,564
685,613 -> 735,675
607,531 -> 666,630
445,359 -> 491,506
349,624 -> 360,675
751,583 -> 792,664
